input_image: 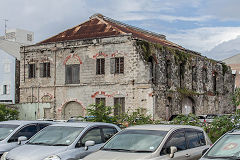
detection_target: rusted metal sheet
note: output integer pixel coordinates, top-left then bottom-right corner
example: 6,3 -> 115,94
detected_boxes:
39,14 -> 184,50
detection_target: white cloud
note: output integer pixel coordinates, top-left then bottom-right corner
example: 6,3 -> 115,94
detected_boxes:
167,27 -> 240,54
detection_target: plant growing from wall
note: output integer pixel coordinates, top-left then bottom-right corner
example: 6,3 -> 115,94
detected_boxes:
177,87 -> 201,97
0,104 -> 19,121
222,63 -> 228,76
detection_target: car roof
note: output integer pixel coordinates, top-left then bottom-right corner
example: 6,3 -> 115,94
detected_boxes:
125,124 -> 204,131
50,122 -> 118,128
0,120 -> 55,125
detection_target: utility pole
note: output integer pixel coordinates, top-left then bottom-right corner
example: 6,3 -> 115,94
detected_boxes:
0,18 -> 8,35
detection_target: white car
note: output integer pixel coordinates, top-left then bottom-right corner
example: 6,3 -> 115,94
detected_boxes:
81,124 -> 212,160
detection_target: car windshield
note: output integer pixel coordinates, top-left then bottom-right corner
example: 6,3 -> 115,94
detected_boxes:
28,126 -> 84,146
0,124 -> 19,141
205,134 -> 240,158
102,129 -> 167,152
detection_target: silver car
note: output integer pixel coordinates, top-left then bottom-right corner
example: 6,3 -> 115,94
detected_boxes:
82,125 -> 212,160
0,120 -> 53,157
200,130 -> 240,160
2,122 -> 121,160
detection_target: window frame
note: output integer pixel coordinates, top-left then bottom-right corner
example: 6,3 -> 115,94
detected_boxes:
114,97 -> 125,116
65,64 -> 80,84
115,57 -> 124,74
95,98 -> 106,106
40,62 -> 51,78
28,63 -> 36,79
96,58 -> 105,75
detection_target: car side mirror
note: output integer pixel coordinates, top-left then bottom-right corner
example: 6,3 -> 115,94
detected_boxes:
169,146 -> 177,158
18,136 -> 28,145
202,148 -> 209,156
84,140 -> 95,150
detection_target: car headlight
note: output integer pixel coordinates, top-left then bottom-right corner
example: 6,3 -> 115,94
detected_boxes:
43,155 -> 61,160
1,152 -> 8,160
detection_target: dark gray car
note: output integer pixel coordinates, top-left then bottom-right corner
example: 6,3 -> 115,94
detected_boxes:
0,120 -> 53,157
2,122 -> 121,160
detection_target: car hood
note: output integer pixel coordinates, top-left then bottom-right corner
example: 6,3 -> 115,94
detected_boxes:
6,144 -> 68,160
0,142 -> 18,154
83,150 -> 152,160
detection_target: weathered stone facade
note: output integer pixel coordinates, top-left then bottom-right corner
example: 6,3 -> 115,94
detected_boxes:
19,14 -> 235,120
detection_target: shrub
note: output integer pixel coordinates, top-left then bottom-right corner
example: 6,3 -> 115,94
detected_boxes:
0,104 -> 19,121
170,114 -> 201,127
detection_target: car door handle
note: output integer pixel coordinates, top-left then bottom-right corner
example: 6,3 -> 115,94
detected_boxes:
185,154 -> 191,157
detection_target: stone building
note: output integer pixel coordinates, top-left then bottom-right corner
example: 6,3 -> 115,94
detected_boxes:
223,54 -> 240,88
19,14 -> 235,120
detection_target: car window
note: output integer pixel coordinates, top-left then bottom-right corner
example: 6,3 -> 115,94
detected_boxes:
9,124 -> 38,142
198,131 -> 206,146
186,131 -> 201,149
161,130 -> 186,155
102,127 -> 117,142
38,123 -> 50,130
81,128 -> 103,145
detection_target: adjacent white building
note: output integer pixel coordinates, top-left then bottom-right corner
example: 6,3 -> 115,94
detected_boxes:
0,29 -> 33,104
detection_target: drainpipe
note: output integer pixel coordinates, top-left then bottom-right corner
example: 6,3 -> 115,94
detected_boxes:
53,45 -> 57,119
37,84 -> 40,119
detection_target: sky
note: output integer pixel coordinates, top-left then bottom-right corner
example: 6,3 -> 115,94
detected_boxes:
0,0 -> 240,60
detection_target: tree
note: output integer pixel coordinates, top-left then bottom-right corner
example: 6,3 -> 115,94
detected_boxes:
233,88 -> 240,107
0,104 -> 19,121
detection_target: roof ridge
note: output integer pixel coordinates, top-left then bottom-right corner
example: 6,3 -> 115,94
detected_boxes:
98,14 -> 166,40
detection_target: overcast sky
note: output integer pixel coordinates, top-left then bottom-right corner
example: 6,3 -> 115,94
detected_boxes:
1,0 -> 240,60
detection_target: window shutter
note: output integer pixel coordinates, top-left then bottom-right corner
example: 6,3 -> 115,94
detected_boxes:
33,64 -> 36,78
110,58 -> 115,74
47,63 -> 50,77
72,64 -> 80,84
120,57 -> 124,73
40,63 -> 44,77
65,65 -> 72,84
101,59 -> 105,74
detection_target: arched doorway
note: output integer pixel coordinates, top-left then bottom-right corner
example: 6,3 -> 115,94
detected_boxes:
63,101 -> 84,119
182,97 -> 195,115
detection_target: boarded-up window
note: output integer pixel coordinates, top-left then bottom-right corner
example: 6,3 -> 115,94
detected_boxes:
40,62 -> 50,78
111,57 -> 124,74
114,97 -> 125,116
96,58 -> 105,75
95,98 -> 106,106
28,64 -> 36,78
65,64 -> 80,84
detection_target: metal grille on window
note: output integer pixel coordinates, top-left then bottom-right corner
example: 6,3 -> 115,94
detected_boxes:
115,57 -> 124,74
96,58 -> 105,75
114,97 -> 125,116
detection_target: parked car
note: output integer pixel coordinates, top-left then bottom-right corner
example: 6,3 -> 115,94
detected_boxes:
2,122 -> 121,160
200,129 -> 240,160
81,124 -> 212,160
0,120 -> 54,157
